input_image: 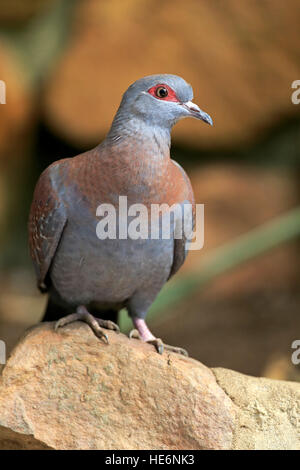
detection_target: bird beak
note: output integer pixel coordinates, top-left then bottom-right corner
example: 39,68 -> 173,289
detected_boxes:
182,101 -> 213,125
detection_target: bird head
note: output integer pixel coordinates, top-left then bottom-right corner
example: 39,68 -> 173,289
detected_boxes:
115,74 -> 213,130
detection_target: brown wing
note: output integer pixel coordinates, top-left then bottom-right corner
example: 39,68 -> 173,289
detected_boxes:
28,165 -> 67,292
168,160 -> 195,279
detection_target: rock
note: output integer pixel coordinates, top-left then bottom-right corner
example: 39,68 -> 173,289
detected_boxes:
213,367 -> 300,450
0,425 -> 52,450
0,322 -> 299,450
0,322 -> 235,450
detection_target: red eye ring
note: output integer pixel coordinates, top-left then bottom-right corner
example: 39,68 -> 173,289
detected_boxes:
147,84 -> 180,102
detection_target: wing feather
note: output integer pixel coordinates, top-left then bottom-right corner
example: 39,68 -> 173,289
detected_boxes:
168,160 -> 195,279
28,166 -> 67,291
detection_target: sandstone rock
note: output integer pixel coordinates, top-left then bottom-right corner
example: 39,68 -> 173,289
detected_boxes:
0,425 -> 52,450
0,322 -> 235,450
0,322 -> 299,450
213,367 -> 300,450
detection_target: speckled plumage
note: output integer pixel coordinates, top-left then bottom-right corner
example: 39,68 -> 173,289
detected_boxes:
28,74 -> 212,342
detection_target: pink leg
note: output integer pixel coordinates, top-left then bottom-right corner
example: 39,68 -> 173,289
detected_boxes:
130,317 -> 188,356
133,318 -> 155,342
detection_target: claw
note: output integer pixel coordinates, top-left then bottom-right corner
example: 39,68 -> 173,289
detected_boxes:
129,329 -> 140,339
108,321 -> 120,333
54,309 -> 113,346
169,346 -> 188,357
147,338 -> 164,355
103,320 -> 120,333
102,332 -> 109,344
55,314 -> 77,332
129,319 -> 189,356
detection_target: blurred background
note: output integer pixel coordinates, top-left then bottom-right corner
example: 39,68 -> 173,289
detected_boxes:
0,0 -> 300,381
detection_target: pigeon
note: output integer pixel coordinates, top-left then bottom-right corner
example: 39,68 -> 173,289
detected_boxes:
28,74 -> 212,355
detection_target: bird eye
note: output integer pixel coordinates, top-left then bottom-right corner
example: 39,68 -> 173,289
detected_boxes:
155,86 -> 168,98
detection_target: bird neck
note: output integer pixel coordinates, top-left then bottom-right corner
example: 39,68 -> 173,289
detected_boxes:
93,115 -> 174,197
105,114 -> 172,161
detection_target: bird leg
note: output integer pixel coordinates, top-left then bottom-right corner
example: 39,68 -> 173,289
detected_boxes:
129,317 -> 188,356
54,305 -> 119,344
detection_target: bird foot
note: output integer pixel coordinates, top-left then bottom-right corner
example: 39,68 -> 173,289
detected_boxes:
129,329 -> 188,356
55,306 -> 119,344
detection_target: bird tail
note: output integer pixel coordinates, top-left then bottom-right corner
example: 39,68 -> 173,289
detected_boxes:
42,296 -> 119,324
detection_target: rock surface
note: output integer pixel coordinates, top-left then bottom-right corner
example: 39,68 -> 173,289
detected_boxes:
0,322 -> 235,450
0,322 -> 299,450
213,368 -> 300,450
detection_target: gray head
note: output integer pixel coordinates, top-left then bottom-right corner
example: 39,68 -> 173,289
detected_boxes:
109,74 -> 212,138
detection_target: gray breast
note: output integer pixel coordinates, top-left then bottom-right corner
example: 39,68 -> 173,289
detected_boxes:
49,195 -> 175,308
